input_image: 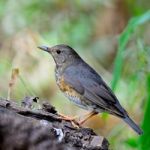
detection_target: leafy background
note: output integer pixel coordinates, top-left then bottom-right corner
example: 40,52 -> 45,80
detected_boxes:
0,0 -> 150,149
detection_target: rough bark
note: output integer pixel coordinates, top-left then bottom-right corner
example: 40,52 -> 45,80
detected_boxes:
0,97 -> 109,150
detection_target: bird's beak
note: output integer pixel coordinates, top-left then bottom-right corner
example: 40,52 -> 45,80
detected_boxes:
38,46 -> 49,52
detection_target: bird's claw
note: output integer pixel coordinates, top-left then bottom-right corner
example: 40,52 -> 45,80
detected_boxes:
57,113 -> 80,128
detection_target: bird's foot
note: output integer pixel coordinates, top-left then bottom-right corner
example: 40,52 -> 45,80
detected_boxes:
57,112 -> 98,128
57,113 -> 80,128
58,113 -> 78,121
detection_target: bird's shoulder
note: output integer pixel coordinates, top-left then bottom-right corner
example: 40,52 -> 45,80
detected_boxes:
63,61 -> 102,82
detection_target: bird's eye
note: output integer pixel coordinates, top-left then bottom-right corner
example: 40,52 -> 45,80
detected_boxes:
56,50 -> 61,54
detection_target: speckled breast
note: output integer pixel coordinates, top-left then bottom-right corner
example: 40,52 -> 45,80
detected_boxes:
55,70 -> 87,109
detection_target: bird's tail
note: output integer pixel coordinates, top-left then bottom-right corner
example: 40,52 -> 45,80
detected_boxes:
123,116 -> 143,135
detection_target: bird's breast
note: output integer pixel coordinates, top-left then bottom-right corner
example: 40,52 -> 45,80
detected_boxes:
56,75 -> 78,97
55,73 -> 85,108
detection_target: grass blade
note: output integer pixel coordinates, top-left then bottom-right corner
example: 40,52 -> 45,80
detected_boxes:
111,10 -> 150,91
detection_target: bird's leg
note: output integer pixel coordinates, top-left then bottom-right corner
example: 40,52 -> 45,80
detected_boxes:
79,111 -> 98,125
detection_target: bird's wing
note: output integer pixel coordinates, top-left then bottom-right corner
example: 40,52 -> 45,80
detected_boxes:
82,80 -> 125,117
63,64 -> 126,117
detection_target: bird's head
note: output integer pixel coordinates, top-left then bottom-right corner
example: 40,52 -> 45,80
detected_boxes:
38,44 -> 80,66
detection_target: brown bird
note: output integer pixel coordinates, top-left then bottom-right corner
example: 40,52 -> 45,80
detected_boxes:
38,44 -> 143,135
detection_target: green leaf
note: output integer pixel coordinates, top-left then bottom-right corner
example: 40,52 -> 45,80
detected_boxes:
125,137 -> 138,148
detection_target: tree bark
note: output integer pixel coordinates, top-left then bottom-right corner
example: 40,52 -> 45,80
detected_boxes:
0,97 -> 109,150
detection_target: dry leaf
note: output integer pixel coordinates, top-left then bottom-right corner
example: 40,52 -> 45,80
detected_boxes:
7,68 -> 19,100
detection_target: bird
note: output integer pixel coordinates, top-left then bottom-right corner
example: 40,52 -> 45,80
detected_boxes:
38,44 -> 143,135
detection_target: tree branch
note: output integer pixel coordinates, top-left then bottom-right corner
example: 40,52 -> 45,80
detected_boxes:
0,97 -> 109,150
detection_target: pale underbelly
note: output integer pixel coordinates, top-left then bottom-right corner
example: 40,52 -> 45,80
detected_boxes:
64,92 -> 100,112
64,92 -> 86,109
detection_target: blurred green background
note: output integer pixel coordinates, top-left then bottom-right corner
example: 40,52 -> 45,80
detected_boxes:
0,0 -> 150,149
